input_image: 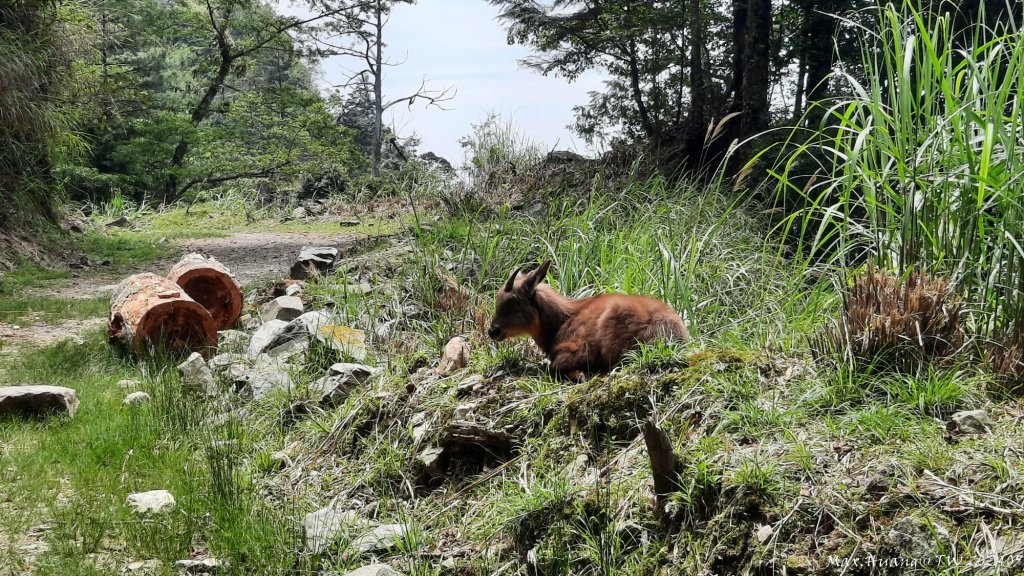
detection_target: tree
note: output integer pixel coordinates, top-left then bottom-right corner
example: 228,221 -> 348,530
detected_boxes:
330,0 -> 454,177
491,0 -> 775,173
64,0 -> 363,205
1,0 -> 89,223
155,0 -> 370,203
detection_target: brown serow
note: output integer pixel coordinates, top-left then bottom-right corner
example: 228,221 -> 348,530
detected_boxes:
487,261 -> 690,381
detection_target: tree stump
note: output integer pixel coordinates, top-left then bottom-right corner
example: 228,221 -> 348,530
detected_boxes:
166,253 -> 242,330
108,273 -> 217,355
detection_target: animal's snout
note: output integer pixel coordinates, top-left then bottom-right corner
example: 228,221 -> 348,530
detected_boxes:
487,324 -> 502,340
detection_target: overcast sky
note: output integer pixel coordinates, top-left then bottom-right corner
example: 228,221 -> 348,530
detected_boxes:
299,0 -> 607,166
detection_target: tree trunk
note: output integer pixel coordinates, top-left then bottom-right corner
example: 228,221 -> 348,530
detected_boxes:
166,253 -> 242,331
626,39 -> 657,143
802,1 -> 835,128
729,0 -> 748,108
108,273 -> 218,355
372,2 -> 384,177
161,49 -> 235,203
683,0 -> 709,165
739,0 -> 772,139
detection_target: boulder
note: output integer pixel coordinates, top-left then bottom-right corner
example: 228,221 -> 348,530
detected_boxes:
248,371 -> 294,400
419,151 -> 453,173
290,206 -> 308,220
291,246 -> 339,280
126,490 -> 175,514
544,150 -> 586,164
261,311 -> 367,360
437,337 -> 470,375
285,283 -> 303,297
262,296 -> 304,322
0,385 -> 79,418
177,353 -> 217,396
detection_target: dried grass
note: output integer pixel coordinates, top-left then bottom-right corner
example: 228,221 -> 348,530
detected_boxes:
813,266 -> 964,371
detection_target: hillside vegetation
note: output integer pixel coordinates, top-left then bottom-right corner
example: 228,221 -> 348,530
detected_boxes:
2,1 -> 1024,576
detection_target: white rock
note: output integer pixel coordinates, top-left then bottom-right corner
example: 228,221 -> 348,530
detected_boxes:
261,295 -> 304,322
351,524 -> 407,553
0,385 -> 79,417
177,353 -> 217,396
248,319 -> 290,357
216,330 -> 250,355
123,391 -> 151,406
174,558 -> 227,573
117,379 -> 141,390
126,490 -> 175,514
285,283 -> 303,297
949,409 -> 990,434
341,565 -> 404,576
303,504 -> 364,554
291,246 -> 339,280
756,524 -> 773,543
248,371 -> 293,400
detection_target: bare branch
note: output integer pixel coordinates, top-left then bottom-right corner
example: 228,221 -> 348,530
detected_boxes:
381,78 -> 457,112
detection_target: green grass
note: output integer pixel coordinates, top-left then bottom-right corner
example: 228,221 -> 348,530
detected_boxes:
0,334 -> 308,575
143,201 -> 414,241
5,5 -> 1024,572
0,295 -> 107,325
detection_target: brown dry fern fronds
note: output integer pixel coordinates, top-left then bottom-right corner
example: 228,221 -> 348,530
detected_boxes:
813,266 -> 964,371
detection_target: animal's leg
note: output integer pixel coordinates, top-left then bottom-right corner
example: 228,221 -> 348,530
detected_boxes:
550,348 -> 588,382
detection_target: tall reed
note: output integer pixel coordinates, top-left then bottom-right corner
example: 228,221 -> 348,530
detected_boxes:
763,1 -> 1024,337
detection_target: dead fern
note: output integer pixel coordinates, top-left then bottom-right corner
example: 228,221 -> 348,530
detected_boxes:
812,266 -> 963,371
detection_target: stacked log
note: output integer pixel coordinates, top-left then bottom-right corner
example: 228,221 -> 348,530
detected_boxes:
167,253 -> 242,330
108,273 -> 217,354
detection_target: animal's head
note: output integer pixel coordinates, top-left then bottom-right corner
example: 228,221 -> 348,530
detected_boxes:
487,260 -> 551,341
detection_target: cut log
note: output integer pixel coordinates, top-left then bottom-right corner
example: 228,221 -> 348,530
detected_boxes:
109,272 -> 217,355
166,253 -> 242,330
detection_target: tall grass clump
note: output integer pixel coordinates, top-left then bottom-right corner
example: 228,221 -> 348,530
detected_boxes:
0,1 -> 89,225
766,1 -> 1024,344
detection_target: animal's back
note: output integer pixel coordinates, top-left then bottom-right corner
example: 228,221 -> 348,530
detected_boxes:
554,293 -> 689,370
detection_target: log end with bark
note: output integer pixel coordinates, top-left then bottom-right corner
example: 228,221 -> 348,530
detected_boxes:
108,272 -> 217,355
166,253 -> 242,331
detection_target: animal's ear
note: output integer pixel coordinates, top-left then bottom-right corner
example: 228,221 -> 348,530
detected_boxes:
521,260 -> 552,294
503,266 -> 521,292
